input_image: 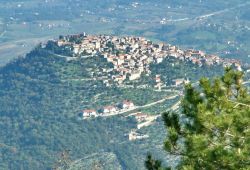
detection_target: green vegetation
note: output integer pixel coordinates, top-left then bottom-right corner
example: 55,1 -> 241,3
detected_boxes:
146,68 -> 250,169
0,0 -> 249,169
0,46 -> 177,169
150,57 -> 224,84
0,42 -> 246,169
55,152 -> 122,170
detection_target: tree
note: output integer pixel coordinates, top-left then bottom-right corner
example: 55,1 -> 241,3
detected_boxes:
145,154 -> 163,170
52,150 -> 72,170
146,68 -> 250,169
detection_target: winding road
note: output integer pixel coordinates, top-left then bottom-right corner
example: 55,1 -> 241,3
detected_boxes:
102,94 -> 180,117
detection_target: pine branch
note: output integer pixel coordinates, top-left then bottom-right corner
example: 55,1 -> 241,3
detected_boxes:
228,100 -> 250,108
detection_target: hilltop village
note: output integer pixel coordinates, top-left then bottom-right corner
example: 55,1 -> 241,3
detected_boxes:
51,33 -> 243,121
52,33 -> 243,123
55,33 -> 242,86
45,33 -> 246,141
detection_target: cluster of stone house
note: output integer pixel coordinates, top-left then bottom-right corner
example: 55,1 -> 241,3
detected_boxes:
56,34 -> 242,85
154,74 -> 190,88
81,100 -> 135,119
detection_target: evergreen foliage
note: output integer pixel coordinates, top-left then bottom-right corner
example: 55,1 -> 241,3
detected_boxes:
145,154 -> 162,170
146,68 -> 250,169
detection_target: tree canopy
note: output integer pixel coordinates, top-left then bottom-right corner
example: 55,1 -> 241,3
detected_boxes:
146,68 -> 250,170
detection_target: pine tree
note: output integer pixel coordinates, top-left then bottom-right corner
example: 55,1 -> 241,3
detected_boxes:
145,154 -> 163,170
146,68 -> 250,169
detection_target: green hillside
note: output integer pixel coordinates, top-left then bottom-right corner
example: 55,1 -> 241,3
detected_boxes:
0,44 -> 225,169
64,152 -> 123,170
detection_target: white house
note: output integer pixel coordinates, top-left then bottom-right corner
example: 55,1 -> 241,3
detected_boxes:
121,100 -> 135,110
172,78 -> 190,86
156,57 -> 163,63
82,109 -> 98,119
134,112 -> 148,122
102,106 -> 117,114
129,71 -> 141,81
73,44 -> 81,54
155,75 -> 161,83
